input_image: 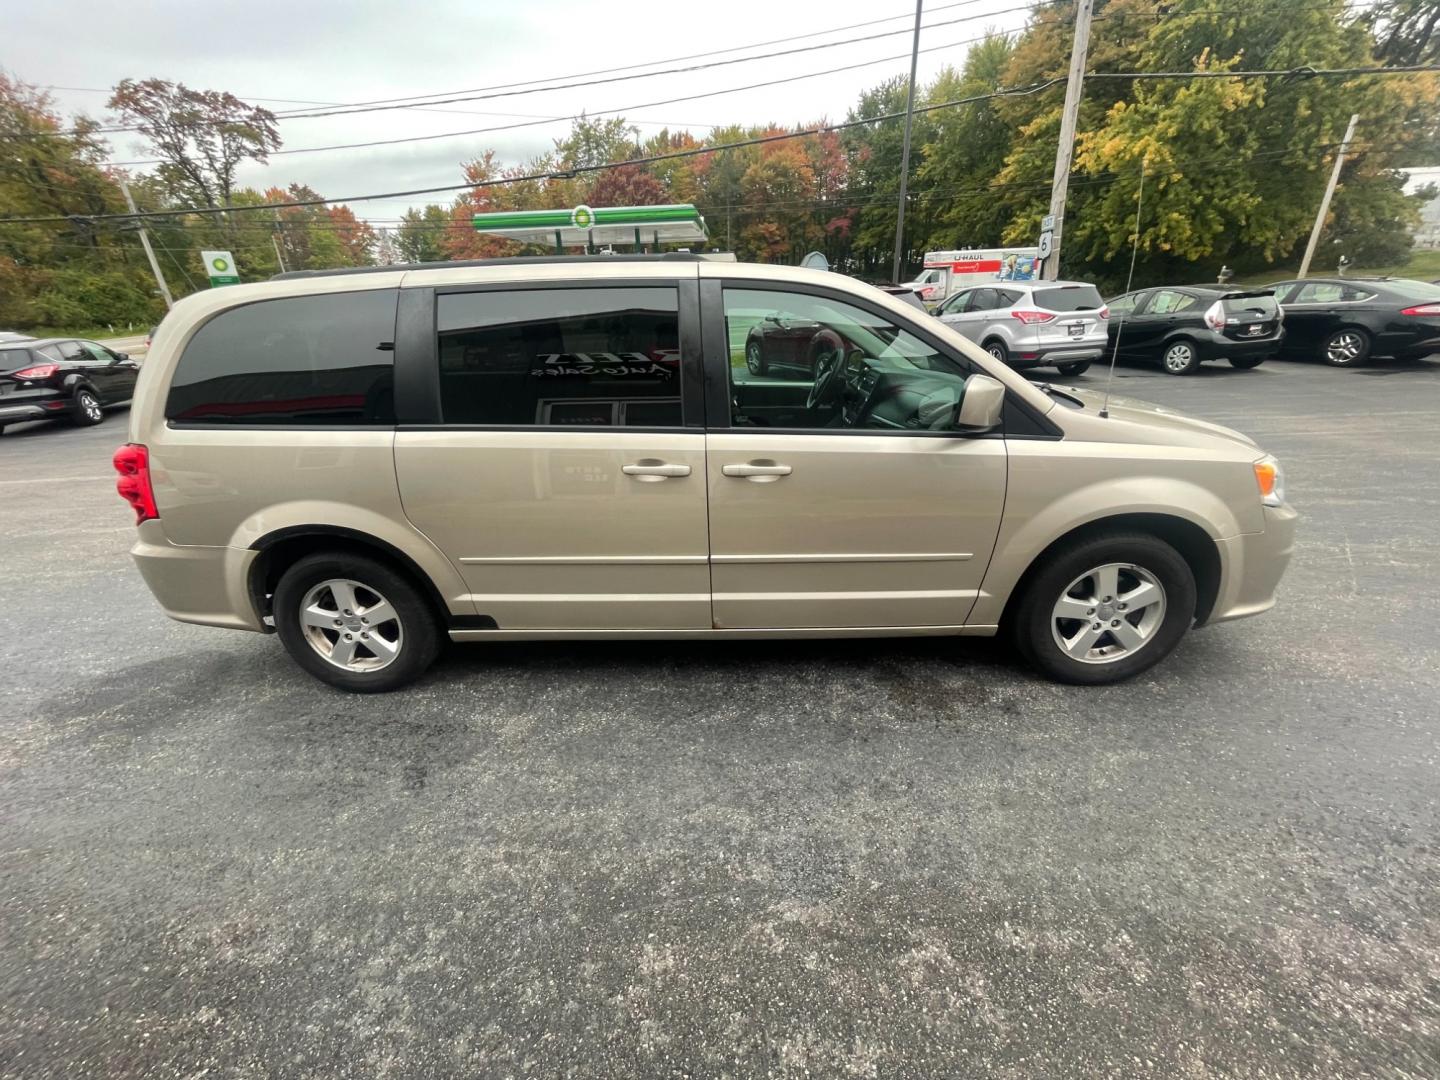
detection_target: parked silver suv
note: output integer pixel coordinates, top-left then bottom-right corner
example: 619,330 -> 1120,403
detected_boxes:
935,280 -> 1109,376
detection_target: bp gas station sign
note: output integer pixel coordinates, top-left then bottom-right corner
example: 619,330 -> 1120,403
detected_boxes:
201,249 -> 240,287
471,204 -> 708,252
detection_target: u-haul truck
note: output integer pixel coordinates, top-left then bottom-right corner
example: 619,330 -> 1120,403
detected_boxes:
906,248 -> 1040,305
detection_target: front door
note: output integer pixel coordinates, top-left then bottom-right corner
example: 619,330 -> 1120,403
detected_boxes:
1128,289 -> 1196,357
1276,280 -> 1351,355
394,280 -> 711,630
707,282 -> 1007,629
80,340 -> 138,401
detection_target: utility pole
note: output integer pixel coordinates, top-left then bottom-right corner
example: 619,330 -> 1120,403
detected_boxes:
1041,0 -> 1095,281
891,0 -> 924,284
119,178 -> 174,310
1298,113 -> 1359,279
271,209 -> 287,273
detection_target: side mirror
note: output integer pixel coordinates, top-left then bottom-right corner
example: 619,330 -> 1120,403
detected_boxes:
955,374 -> 1005,432
114,352 -> 130,363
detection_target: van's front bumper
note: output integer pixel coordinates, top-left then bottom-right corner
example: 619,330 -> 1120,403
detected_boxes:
130,520 -> 264,632
1205,503 -> 1298,624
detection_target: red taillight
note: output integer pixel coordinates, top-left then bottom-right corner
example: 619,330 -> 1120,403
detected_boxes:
113,443 -> 158,524
1098,305 -> 1110,320
1010,309 -> 1056,325
1400,303 -> 1440,316
12,363 -> 59,380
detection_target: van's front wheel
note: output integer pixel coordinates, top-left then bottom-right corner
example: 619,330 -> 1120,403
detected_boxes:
273,552 -> 441,692
1011,532 -> 1196,684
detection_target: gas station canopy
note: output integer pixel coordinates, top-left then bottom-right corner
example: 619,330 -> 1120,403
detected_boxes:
471,203 -> 708,250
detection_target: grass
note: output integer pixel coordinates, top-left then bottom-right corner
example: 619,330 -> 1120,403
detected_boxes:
16,323 -> 152,342
1235,248 -> 1440,285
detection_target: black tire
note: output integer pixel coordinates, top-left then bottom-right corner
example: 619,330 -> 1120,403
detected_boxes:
273,551 -> 441,693
1056,360 -> 1092,377
1323,327 -> 1370,367
1010,531 -> 1197,685
71,388 -> 104,426
1160,339 -> 1200,375
1228,355 -> 1266,370
982,338 -> 1010,365
745,338 -> 768,376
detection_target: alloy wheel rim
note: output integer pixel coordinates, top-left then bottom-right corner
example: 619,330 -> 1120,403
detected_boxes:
1050,562 -> 1167,665
80,393 -> 101,420
988,344 -> 1005,360
299,578 -> 404,672
746,342 -> 762,373
1327,332 -> 1362,364
1164,345 -> 1193,372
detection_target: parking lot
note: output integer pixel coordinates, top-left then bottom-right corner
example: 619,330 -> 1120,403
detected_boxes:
2,354 -> 1438,1078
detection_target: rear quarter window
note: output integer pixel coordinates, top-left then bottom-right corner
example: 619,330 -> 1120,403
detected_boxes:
165,290 -> 398,425
0,349 -> 33,367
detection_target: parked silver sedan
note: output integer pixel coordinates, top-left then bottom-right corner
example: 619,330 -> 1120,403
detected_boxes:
934,280 -> 1109,377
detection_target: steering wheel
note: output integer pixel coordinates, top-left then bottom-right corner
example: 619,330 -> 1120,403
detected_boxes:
805,331 -> 847,412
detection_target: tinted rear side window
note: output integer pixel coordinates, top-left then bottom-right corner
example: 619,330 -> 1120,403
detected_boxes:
1033,286 -> 1104,311
1385,279 -> 1440,302
0,349 -> 32,368
436,287 -> 681,426
166,290 -> 397,425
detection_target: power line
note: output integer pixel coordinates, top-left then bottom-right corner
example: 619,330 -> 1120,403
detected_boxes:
73,4 -> 1041,137
260,0 -> 1011,117
4,63 -> 1433,227
105,25 -> 1037,166
23,136 -> 1413,251
3,80 -> 1067,225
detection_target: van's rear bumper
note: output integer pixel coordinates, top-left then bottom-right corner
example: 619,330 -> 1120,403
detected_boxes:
1205,504 -> 1298,624
130,520 -> 264,632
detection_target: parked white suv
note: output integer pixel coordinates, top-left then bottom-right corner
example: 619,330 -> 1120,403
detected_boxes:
935,280 -> 1109,377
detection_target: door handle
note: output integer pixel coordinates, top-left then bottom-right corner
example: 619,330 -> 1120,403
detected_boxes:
722,462 -> 792,480
622,462 -> 691,480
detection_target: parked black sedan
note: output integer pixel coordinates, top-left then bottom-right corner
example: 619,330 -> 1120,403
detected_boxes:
1104,285 -> 1284,374
0,338 -> 140,433
1265,277 -> 1440,366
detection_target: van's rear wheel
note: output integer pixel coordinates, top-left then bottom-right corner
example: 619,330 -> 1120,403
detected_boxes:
1011,532 -> 1196,684
273,552 -> 440,692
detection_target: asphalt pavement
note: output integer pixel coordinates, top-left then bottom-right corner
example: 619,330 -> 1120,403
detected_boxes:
2,354 -> 1438,1078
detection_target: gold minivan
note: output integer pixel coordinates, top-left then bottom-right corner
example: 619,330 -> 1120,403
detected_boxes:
115,256 -> 1296,692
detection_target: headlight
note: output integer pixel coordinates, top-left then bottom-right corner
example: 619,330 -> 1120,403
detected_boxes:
1253,454 -> 1285,507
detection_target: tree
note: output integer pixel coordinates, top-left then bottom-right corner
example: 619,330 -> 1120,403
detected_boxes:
325,205 -> 377,266
1366,0 -> 1440,64
553,114 -> 639,171
914,38 -> 1018,252
587,164 -> 667,208
0,75 -> 159,327
108,80 -> 280,208
395,204 -> 449,263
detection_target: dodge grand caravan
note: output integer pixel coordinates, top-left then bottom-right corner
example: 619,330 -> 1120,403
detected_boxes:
115,255 -> 1296,692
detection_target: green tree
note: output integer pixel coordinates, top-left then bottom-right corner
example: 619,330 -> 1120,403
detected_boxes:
108,80 -> 280,209
914,37 -> 1019,252
395,204 -> 449,263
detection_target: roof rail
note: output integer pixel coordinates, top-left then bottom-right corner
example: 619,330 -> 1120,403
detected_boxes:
270,252 -> 710,281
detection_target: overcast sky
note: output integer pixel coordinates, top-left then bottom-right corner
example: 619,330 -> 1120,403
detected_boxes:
7,0 -> 1034,224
